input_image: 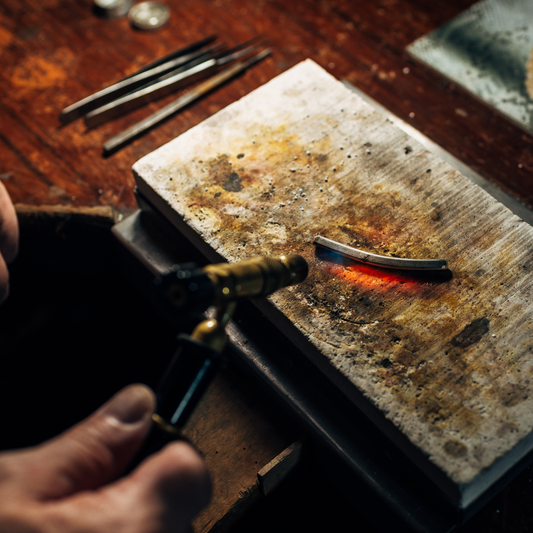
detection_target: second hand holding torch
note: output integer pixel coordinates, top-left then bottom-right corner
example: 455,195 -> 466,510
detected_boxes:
131,253 -> 308,466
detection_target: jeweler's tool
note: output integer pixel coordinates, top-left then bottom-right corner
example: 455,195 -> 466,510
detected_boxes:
131,36 -> 262,88
314,235 -> 447,271
128,253 -> 308,467
59,35 -> 218,124
86,41 -> 263,128
103,47 -> 271,154
127,35 -> 217,76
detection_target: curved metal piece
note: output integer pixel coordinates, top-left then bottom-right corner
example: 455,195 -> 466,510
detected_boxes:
313,235 -> 447,271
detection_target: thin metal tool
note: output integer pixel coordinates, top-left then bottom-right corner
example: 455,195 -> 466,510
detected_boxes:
126,35 -> 217,77
313,235 -> 447,271
86,42 -> 262,128
103,48 -> 271,154
125,43 -> 224,92
136,37 -> 262,87
59,35 -> 218,124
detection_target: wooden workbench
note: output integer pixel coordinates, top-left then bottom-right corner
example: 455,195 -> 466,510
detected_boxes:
1,1 -> 533,531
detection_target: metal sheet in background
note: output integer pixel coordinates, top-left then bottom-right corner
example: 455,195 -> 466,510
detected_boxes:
407,0 -> 533,135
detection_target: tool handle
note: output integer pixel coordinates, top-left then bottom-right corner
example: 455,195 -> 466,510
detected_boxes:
128,334 -> 221,471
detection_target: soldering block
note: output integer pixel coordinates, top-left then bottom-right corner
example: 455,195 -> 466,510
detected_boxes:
133,59 -> 533,509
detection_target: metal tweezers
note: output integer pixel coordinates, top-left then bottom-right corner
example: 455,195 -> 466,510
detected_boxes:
60,35 -> 219,124
314,235 -> 447,271
102,48 -> 271,154
59,36 -> 270,154
86,40 -> 263,128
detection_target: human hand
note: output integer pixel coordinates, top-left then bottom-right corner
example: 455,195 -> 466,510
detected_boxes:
0,181 -> 19,304
0,384 -> 211,533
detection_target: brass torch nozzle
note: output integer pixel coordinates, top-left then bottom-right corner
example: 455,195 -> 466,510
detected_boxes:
162,254 -> 308,314
204,253 -> 308,304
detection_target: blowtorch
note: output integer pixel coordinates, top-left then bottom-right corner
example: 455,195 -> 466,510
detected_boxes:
131,253 -> 308,465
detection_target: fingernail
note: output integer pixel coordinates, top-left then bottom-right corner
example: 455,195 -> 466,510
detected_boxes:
101,384 -> 155,424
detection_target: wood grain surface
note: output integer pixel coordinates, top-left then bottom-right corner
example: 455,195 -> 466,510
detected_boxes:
184,370 -> 298,533
1,0 -> 532,211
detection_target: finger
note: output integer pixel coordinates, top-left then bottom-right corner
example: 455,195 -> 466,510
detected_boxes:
132,440 -> 212,522
0,252 -> 8,304
17,384 -> 156,499
0,182 -> 19,264
45,441 -> 211,533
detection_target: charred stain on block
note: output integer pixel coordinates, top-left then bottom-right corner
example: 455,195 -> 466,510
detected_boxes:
451,317 -> 490,349
444,439 -> 468,458
499,383 -> 529,407
223,172 -> 243,192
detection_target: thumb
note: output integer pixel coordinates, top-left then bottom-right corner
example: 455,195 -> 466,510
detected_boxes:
25,384 -> 156,499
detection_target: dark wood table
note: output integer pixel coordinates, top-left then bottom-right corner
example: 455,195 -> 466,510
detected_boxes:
1,1 -> 533,532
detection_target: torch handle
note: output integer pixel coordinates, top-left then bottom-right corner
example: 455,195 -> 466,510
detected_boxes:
128,335 -> 221,471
